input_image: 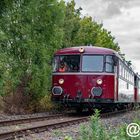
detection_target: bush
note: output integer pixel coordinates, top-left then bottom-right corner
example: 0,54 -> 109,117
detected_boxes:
2,90 -> 32,114
79,110 -> 108,140
65,110 -> 140,140
0,96 -> 4,112
39,95 -> 55,111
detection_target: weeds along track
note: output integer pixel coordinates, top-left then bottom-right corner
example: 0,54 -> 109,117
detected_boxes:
0,109 -> 137,140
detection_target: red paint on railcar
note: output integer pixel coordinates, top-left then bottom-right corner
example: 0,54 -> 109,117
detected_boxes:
52,74 -> 115,100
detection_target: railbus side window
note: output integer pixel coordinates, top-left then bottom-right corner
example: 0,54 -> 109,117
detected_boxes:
134,76 -> 137,87
119,61 -> 123,76
138,79 -> 139,88
53,56 -> 59,72
121,63 -> 123,76
122,66 -> 124,78
129,71 -> 131,82
126,69 -> 128,80
105,55 -> 114,73
125,68 -> 127,80
124,67 -> 125,79
128,72 -> 130,82
131,72 -> 133,83
119,61 -> 122,76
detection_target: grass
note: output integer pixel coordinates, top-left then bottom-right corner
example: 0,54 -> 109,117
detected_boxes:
65,109 -> 140,140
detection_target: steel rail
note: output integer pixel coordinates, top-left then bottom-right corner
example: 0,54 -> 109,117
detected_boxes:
0,113 -> 64,127
0,108 -> 138,140
0,116 -> 89,140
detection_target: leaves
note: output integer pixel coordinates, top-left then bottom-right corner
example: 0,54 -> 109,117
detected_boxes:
0,0 -> 65,99
0,0 -> 120,109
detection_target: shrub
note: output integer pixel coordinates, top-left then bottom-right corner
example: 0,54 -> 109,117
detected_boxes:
66,110 -> 140,140
78,110 -> 108,140
0,96 -> 4,112
39,95 -> 55,111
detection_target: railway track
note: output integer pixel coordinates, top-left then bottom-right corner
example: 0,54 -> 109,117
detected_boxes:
0,109 -> 136,140
0,113 -> 65,127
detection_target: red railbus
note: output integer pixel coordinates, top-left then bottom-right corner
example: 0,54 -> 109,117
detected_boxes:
52,46 -> 140,111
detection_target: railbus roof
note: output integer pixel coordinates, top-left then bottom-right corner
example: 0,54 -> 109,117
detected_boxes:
55,46 -> 119,56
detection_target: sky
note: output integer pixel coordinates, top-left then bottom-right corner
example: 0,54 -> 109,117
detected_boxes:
65,0 -> 140,73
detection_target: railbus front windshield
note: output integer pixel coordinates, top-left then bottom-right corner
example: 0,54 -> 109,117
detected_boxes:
82,55 -> 104,72
53,55 -> 80,72
53,54 -> 115,73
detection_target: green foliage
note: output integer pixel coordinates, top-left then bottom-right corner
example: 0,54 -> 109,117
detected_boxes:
53,130 -> 63,138
78,110 -> 140,140
95,28 -> 120,51
63,0 -> 81,48
0,0 -> 65,103
64,136 -> 73,140
74,16 -> 120,51
39,95 -> 55,111
78,110 -> 107,140
74,17 -> 98,46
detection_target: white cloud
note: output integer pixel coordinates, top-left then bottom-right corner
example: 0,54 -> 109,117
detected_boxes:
103,6 -> 140,72
66,0 -> 140,73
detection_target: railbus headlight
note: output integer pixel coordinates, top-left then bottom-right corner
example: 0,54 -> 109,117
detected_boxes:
79,47 -> 85,53
97,79 -> 103,85
59,79 -> 64,84
91,87 -> 102,97
52,86 -> 63,95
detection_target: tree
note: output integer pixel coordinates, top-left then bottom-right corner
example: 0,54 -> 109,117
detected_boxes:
0,0 -> 65,102
95,27 -> 120,51
72,16 -> 120,51
0,0 -> 15,16
63,0 -> 81,48
73,16 -> 98,46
